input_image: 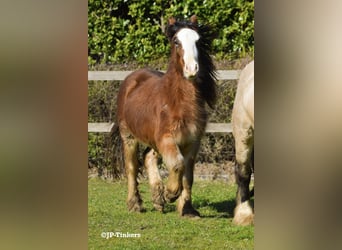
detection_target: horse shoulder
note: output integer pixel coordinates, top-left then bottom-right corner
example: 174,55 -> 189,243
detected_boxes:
232,61 -> 254,130
241,71 -> 254,126
120,69 -> 163,98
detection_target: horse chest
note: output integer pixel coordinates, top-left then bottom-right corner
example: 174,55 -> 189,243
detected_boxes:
160,101 -> 205,144
172,121 -> 198,145
172,111 -> 205,145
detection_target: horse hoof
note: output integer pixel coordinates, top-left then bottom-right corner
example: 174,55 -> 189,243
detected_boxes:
233,202 -> 254,226
233,213 -> 254,226
180,201 -> 201,218
164,190 -> 180,203
127,197 -> 145,212
182,209 -> 201,218
128,205 -> 146,213
153,203 -> 164,212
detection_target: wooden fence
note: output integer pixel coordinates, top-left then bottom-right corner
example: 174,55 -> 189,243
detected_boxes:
88,70 -> 240,133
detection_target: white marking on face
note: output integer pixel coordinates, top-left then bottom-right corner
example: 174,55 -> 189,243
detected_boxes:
176,28 -> 200,79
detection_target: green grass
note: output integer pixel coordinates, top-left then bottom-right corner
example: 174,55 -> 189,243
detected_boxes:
88,178 -> 254,249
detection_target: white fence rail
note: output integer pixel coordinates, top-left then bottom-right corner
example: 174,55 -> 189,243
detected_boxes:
88,70 -> 240,81
88,70 -> 239,133
88,122 -> 232,133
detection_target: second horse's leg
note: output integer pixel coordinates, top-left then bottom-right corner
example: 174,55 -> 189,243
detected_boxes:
144,148 -> 165,212
232,128 -> 254,225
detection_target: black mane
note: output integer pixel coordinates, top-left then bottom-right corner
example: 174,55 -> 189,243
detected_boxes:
166,18 -> 217,108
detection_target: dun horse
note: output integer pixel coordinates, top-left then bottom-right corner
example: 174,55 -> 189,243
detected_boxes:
116,16 -> 216,217
231,61 -> 254,225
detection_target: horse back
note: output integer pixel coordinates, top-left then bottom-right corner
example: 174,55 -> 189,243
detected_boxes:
117,68 -> 164,112
116,69 -> 165,146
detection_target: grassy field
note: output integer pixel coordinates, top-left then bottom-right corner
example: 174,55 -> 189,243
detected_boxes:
88,178 -> 254,249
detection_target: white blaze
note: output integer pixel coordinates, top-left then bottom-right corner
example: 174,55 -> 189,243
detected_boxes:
176,28 -> 200,78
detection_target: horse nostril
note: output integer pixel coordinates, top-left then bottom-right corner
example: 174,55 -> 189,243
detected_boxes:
184,63 -> 198,78
185,64 -> 198,73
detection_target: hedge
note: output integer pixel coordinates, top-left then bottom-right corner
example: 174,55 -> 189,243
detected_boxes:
88,0 -> 254,65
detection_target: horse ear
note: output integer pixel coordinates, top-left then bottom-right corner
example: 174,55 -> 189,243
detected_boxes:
166,17 -> 177,41
190,15 -> 198,25
168,17 -> 176,25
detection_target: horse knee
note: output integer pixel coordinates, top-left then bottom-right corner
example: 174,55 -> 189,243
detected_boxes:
235,145 -> 250,164
234,127 -> 253,166
158,136 -> 184,169
144,148 -> 157,166
144,148 -> 161,182
163,152 -> 184,173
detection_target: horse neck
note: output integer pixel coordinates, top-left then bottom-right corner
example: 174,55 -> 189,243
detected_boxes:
164,64 -> 195,104
164,50 -> 197,98
165,49 -> 183,82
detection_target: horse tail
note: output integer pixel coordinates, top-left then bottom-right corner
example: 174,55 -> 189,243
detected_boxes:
109,124 -> 147,179
109,123 -> 125,179
250,147 -> 254,197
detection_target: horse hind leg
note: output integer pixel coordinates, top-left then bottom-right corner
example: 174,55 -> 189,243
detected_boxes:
144,148 -> 165,212
122,133 -> 144,212
233,129 -> 254,226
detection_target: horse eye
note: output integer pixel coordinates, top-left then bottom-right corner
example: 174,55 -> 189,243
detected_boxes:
173,38 -> 180,47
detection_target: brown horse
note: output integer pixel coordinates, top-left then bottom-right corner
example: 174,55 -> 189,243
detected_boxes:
116,15 -> 216,217
231,60 -> 254,225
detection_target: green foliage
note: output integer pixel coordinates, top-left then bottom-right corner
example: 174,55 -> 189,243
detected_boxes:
88,80 -> 119,172
88,178 -> 254,249
88,0 -> 254,64
88,133 -> 110,170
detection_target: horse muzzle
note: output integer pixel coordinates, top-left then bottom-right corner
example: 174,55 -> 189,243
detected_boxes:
183,62 -> 199,79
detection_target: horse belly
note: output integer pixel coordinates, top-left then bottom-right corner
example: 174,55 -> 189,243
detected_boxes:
118,70 -> 164,147
123,102 -> 158,146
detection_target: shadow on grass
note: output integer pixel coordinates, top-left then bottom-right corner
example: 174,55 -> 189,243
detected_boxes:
198,199 -> 235,218
192,198 -> 254,219
163,203 -> 176,213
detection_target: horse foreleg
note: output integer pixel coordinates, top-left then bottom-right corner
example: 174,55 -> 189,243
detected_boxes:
176,143 -> 200,217
233,162 -> 254,226
144,148 -> 165,212
122,135 -> 144,212
158,136 -> 184,203
177,146 -> 200,217
233,128 -> 254,225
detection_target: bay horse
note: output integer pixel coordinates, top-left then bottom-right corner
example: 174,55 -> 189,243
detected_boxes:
116,15 -> 216,217
231,60 -> 254,225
